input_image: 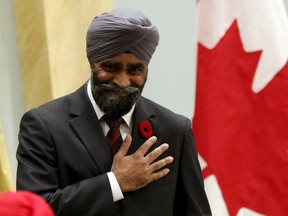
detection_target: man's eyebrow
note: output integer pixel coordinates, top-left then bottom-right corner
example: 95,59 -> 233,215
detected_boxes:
99,59 -> 121,67
127,62 -> 145,69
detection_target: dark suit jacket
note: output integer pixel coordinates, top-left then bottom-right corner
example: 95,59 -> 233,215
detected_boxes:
16,83 -> 211,216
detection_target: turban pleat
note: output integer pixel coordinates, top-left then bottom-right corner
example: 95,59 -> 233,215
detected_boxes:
86,8 -> 159,65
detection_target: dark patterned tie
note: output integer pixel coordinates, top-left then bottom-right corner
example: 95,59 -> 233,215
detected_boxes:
103,115 -> 123,155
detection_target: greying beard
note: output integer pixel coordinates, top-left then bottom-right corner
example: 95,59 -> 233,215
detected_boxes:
91,72 -> 146,118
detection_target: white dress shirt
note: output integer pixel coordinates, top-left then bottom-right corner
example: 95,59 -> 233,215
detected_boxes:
87,80 -> 135,202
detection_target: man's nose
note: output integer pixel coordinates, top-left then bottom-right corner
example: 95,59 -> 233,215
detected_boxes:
113,71 -> 131,88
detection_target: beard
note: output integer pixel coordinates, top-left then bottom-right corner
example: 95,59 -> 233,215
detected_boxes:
91,71 -> 146,118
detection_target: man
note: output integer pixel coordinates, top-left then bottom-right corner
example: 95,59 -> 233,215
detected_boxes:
16,8 -> 211,216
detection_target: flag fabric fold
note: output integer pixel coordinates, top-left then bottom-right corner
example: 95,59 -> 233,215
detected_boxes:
193,0 -> 288,215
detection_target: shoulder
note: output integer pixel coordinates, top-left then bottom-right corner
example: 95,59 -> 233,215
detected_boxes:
139,96 -> 190,125
138,97 -> 194,146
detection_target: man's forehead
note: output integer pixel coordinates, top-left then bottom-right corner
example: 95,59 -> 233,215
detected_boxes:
98,60 -> 146,69
99,54 -> 147,66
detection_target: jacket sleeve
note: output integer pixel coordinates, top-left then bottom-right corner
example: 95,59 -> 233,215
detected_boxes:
173,118 -> 212,215
16,110 -> 116,216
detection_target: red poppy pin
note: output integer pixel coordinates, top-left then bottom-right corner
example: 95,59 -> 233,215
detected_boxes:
139,120 -> 153,138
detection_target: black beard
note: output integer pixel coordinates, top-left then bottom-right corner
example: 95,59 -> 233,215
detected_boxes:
91,72 -> 145,118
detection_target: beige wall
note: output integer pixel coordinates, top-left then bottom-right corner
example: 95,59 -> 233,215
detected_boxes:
13,0 -> 113,110
0,120 -> 13,191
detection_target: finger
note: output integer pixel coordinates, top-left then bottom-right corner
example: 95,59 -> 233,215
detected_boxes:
115,135 -> 132,157
145,143 -> 169,163
149,156 -> 174,173
150,168 -> 170,182
135,136 -> 157,156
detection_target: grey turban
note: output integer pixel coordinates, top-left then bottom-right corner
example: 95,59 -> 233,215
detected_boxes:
86,8 -> 159,65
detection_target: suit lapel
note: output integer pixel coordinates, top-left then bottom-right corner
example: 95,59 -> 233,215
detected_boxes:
129,97 -> 159,154
69,84 -> 112,173
68,87 -> 160,169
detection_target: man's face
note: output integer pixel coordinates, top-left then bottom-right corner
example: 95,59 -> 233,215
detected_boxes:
91,53 -> 148,118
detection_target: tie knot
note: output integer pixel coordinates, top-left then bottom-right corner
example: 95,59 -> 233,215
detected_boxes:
103,115 -> 123,128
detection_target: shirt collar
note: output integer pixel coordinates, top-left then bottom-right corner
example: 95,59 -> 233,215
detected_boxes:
87,79 -> 135,127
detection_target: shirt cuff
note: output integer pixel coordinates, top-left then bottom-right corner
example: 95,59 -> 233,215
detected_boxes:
107,172 -> 124,202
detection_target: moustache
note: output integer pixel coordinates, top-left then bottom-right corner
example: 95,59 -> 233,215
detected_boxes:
96,82 -> 141,95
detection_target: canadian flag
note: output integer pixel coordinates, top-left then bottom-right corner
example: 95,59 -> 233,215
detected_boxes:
193,0 -> 288,215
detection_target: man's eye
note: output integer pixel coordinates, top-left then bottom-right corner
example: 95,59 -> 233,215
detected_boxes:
128,64 -> 145,74
100,61 -> 120,72
103,65 -> 116,71
128,68 -> 141,74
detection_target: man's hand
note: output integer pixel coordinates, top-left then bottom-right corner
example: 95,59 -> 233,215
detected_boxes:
111,135 -> 173,192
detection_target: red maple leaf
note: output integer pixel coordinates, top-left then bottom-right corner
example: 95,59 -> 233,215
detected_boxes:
193,21 -> 288,215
